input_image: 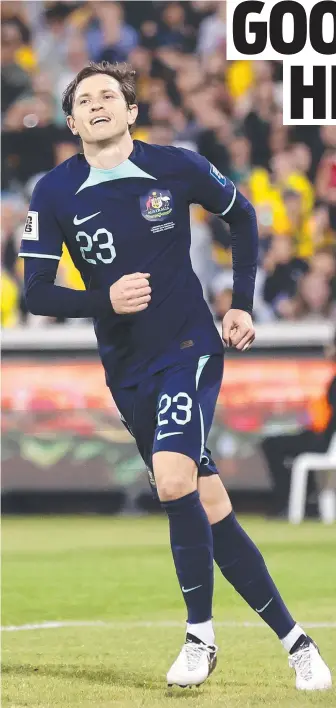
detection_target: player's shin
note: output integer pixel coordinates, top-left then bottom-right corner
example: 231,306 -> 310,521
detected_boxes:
161,490 -> 215,645
212,511 -> 304,646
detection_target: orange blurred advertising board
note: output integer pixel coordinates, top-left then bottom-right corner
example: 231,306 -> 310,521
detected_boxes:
2,358 -> 334,413
2,358 -> 334,494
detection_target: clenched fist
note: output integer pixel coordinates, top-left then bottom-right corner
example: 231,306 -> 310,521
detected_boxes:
222,309 -> 255,351
110,273 -> 151,314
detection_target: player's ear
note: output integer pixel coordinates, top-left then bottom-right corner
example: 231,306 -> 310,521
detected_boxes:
67,114 -> 78,136
127,104 -> 138,128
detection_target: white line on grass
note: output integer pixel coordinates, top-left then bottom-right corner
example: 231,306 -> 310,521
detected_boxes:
2,620 -> 336,633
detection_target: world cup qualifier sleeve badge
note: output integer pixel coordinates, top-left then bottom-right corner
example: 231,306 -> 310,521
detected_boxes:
140,189 -> 173,222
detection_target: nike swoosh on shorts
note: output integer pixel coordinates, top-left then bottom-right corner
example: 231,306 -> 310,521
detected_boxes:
157,431 -> 184,440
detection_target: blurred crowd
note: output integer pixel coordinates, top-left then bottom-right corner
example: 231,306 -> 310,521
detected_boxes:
1,0 -> 336,328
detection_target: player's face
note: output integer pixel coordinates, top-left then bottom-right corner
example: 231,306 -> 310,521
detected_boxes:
68,74 -> 138,145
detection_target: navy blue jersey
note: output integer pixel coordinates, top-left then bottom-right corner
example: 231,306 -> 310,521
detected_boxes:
20,141 -> 258,387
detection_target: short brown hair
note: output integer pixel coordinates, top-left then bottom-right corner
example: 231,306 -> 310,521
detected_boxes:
62,61 -> 137,117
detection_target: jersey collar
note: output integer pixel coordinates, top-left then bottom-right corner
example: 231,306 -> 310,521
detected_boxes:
76,145 -> 156,193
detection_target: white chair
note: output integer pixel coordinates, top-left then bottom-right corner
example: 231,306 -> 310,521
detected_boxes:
288,433 -> 336,524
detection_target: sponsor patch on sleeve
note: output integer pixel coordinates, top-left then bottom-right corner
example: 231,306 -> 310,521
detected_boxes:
22,211 -> 39,240
210,163 -> 227,187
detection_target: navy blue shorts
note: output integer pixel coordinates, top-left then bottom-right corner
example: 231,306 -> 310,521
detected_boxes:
111,353 -> 224,491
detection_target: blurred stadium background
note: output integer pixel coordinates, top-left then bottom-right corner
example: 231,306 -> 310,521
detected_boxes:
1,3 -> 336,707
1,0 -> 335,517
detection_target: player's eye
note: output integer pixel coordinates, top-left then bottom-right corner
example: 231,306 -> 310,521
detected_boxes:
80,98 -> 89,105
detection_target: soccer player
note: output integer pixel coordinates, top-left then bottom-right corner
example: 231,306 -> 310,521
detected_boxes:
19,62 -> 331,691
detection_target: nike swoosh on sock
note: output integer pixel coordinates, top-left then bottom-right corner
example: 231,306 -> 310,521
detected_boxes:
255,597 -> 273,613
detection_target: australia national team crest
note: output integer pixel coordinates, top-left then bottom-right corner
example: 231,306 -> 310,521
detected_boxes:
140,189 -> 173,222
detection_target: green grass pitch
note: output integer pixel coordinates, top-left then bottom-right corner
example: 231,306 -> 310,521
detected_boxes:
2,514 -> 336,707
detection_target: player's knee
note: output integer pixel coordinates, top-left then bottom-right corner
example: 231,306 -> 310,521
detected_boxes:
157,479 -> 193,502
203,497 -> 232,525
198,475 -> 232,525
153,451 -> 197,502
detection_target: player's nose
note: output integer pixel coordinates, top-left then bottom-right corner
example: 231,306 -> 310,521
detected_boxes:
90,102 -> 104,112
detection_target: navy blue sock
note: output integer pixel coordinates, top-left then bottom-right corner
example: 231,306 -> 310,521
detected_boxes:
212,511 -> 295,639
161,491 -> 214,624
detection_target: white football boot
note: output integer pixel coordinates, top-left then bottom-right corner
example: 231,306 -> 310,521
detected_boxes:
289,635 -> 332,690
167,633 -> 218,688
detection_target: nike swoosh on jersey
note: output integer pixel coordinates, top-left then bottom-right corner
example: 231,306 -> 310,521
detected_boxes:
73,211 -> 101,225
182,584 -> 202,593
157,430 -> 184,440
